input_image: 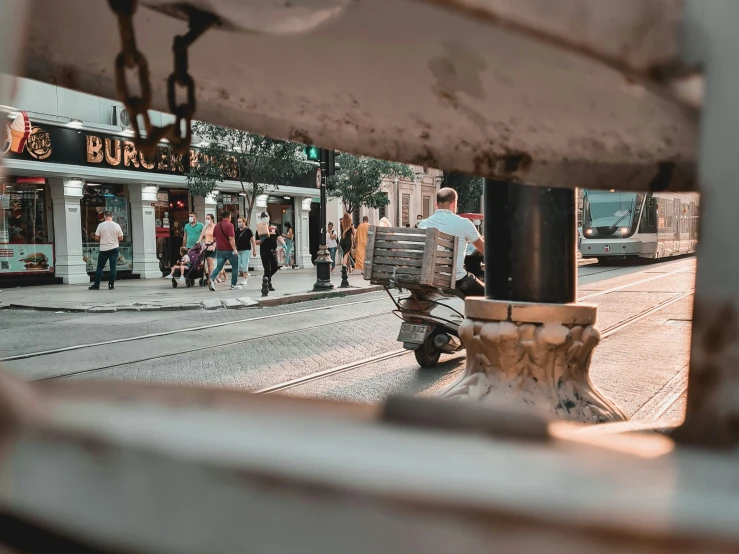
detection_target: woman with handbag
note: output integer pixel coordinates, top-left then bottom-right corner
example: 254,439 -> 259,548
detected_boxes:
339,213 -> 355,273
198,214 -> 217,283
256,212 -> 284,291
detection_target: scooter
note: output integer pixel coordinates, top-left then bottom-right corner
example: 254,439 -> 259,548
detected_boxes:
388,248 -> 484,367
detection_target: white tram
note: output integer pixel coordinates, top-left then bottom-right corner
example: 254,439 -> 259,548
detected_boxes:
579,190 -> 699,262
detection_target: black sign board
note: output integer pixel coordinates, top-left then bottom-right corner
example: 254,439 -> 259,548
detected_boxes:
4,119 -> 318,188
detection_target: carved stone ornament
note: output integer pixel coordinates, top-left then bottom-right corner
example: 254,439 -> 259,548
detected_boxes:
442,299 -> 627,424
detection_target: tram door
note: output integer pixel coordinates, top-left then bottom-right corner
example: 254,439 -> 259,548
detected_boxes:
674,201 -> 681,253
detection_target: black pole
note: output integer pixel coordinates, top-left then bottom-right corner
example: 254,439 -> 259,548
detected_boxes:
313,148 -> 333,291
484,179 -> 576,304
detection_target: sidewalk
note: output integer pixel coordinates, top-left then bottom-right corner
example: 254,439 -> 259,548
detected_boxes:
0,269 -> 382,313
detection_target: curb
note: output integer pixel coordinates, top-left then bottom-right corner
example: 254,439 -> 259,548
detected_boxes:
0,286 -> 385,313
258,285 -> 384,307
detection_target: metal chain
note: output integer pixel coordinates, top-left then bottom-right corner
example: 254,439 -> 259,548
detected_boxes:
108,0 -> 216,156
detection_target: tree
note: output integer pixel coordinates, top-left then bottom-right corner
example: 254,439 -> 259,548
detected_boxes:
442,172 -> 483,213
327,153 -> 414,214
187,123 -> 310,225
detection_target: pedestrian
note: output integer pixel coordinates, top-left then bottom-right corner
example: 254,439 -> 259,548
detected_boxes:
207,210 -> 242,291
256,212 -> 284,291
198,213 -> 217,283
89,210 -> 123,290
183,212 -> 204,251
339,213 -> 355,271
378,217 -> 391,227
283,222 -> 294,269
354,215 -> 370,273
236,216 -> 256,286
326,222 -> 338,273
415,214 -> 423,228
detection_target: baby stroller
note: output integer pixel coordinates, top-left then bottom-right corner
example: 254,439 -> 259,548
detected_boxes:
171,243 -> 208,288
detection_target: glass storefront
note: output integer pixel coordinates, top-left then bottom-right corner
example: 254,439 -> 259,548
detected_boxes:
0,177 -> 54,276
218,193 -> 246,222
154,188 -> 190,271
267,195 -> 295,266
81,183 -> 133,274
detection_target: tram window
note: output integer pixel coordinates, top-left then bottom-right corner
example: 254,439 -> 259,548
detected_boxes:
640,197 -> 658,233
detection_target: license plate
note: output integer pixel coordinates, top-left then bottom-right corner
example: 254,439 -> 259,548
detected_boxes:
398,323 -> 429,344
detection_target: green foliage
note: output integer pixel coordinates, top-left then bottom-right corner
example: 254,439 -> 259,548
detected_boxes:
327,153 -> 414,214
187,122 -> 309,224
442,172 -> 483,213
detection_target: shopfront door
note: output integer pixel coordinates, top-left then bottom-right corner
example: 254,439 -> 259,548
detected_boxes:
81,184 -> 134,276
154,189 -> 190,270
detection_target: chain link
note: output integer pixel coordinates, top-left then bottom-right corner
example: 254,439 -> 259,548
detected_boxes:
108,0 -> 216,157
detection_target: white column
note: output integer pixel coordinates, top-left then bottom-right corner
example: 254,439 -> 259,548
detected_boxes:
296,197 -> 312,269
192,191 -> 218,222
250,197 -> 267,272
127,183 -> 161,279
48,178 -> 89,284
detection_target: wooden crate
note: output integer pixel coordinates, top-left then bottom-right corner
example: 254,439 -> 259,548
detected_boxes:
364,226 -> 457,290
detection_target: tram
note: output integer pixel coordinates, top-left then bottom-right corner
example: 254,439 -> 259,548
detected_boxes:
579,190 -> 699,262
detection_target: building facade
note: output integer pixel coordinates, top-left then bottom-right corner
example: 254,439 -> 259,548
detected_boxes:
0,79 -> 323,286
1,79 -> 446,286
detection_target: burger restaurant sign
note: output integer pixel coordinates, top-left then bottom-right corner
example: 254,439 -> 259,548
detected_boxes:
3,112 -> 214,176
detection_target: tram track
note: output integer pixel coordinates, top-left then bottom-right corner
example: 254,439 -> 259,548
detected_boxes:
5,260 -> 693,364
12,261 -> 694,386
31,311 -> 391,382
0,295 -> 389,363
257,289 -> 696,395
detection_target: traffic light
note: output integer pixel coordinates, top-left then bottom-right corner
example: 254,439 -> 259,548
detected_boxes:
326,149 -> 336,177
305,146 -> 321,162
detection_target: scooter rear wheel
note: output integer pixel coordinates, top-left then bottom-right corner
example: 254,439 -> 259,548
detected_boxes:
414,333 -> 441,367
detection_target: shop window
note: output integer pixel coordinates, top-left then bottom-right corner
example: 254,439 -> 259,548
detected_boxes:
218,193 -> 245,222
81,184 -> 133,274
378,194 -> 388,220
401,194 -> 410,226
0,178 -> 54,275
423,196 -> 431,219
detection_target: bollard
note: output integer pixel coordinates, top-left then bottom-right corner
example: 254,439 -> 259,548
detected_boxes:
339,265 -> 351,288
261,275 -> 270,297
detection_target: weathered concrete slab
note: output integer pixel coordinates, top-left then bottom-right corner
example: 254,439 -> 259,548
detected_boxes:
21,0 -> 698,191
202,299 -> 223,311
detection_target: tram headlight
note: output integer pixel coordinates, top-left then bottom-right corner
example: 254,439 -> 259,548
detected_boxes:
619,227 -> 629,235
584,228 -> 593,236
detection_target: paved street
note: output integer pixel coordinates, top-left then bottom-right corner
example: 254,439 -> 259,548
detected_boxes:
0,258 -> 695,423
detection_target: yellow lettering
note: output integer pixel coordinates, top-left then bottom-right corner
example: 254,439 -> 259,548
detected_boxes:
86,135 -> 103,163
170,151 -> 184,173
104,138 -> 121,166
123,141 -> 140,168
189,150 -> 200,169
157,146 -> 169,171
139,151 -> 155,170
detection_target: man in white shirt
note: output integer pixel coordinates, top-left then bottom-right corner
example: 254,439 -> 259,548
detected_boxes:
89,210 -> 124,290
418,188 -> 485,297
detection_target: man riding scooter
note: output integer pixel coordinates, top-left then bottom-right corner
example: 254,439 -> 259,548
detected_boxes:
418,188 -> 485,298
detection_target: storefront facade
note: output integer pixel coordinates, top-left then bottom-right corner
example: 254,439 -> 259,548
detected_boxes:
2,113 -> 318,284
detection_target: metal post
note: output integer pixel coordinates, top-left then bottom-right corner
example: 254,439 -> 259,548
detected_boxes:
484,180 -> 576,303
313,148 -> 333,291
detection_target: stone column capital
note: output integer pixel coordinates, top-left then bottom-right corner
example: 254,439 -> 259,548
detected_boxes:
445,299 -> 626,424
